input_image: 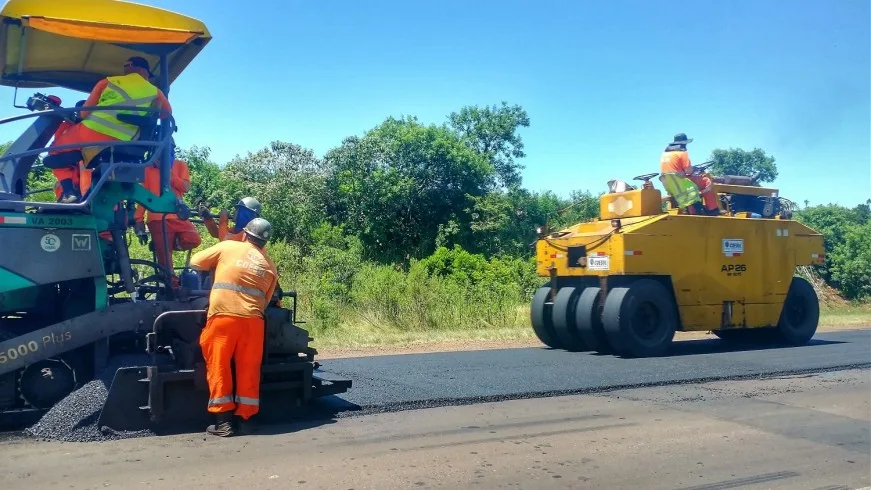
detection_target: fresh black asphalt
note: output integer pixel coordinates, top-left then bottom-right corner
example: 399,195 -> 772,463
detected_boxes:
8,329 -> 871,441
318,329 -> 871,415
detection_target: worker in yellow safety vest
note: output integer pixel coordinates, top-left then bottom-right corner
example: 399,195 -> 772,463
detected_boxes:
44,56 -> 173,203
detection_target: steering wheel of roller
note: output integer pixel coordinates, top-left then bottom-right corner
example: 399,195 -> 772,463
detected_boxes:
633,173 -> 660,183
694,161 -> 715,173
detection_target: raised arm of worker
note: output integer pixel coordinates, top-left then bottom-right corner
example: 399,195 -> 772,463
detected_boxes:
197,205 -> 225,239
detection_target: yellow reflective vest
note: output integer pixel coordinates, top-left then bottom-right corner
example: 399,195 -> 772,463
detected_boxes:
81,73 -> 158,141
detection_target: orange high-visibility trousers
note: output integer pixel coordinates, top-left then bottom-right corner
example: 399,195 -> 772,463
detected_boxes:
146,219 -> 202,272
688,174 -> 718,211
199,314 -> 264,419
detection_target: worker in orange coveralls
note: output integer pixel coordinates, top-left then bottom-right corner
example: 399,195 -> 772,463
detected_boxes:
198,196 -> 262,242
47,56 -> 172,203
659,133 -> 719,215
133,147 -> 202,282
189,217 -> 278,437
47,99 -> 93,202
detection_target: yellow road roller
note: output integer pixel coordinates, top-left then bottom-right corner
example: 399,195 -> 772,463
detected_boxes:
531,165 -> 826,358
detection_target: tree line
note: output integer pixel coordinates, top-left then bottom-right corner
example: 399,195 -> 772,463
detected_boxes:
4,101 -> 870,303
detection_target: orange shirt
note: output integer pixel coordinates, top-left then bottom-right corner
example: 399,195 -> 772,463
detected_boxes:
190,240 -> 278,319
660,150 -> 692,175
134,160 -> 191,222
81,77 -> 172,121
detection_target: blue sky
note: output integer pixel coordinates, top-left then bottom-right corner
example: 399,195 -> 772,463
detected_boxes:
1,0 -> 869,207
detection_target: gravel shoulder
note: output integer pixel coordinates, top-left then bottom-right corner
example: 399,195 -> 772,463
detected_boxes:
316,323 -> 871,360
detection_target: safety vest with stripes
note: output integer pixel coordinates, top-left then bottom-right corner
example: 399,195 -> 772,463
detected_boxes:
81,73 -> 158,141
659,172 -> 702,209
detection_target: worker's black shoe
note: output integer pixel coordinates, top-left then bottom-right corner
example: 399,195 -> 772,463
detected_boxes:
233,415 -> 258,435
206,412 -> 235,437
57,179 -> 81,204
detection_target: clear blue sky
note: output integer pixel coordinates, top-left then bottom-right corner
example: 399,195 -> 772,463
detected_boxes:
1,0 -> 869,207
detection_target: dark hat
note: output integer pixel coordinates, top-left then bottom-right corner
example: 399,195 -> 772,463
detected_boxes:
671,133 -> 693,145
126,56 -> 154,77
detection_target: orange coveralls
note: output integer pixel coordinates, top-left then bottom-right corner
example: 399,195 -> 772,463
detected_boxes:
660,149 -> 719,212
50,120 -> 92,200
203,212 -> 245,242
190,240 -> 278,420
50,77 -> 172,166
134,160 -> 202,271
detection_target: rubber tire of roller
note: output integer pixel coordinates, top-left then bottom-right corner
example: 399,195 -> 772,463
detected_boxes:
602,279 -> 677,358
774,276 -> 819,346
551,287 -> 589,352
531,286 -> 562,349
574,286 -> 613,354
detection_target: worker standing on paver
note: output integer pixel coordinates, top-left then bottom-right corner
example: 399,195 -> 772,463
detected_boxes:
133,142 -> 202,283
189,217 -> 278,437
44,56 -> 173,203
199,196 -> 262,242
659,133 -> 719,215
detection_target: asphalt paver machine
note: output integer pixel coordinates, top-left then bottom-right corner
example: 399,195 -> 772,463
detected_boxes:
0,0 -> 350,432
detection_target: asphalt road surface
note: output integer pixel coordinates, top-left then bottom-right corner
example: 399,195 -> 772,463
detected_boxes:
324,329 -> 871,412
0,330 -> 869,489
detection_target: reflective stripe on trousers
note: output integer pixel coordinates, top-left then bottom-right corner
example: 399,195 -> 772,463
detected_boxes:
208,395 -> 234,407
212,282 -> 265,297
235,395 -> 259,406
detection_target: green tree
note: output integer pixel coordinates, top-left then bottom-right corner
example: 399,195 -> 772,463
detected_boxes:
221,141 -> 330,248
709,148 -> 778,183
176,145 -> 226,209
325,116 -> 494,264
448,102 -> 530,189
795,202 -> 870,300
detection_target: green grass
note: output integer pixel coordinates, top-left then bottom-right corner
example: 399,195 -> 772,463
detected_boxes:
119,226 -> 870,352
819,304 -> 871,327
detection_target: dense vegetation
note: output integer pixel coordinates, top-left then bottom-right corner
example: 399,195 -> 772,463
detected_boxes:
6,102 -> 870,340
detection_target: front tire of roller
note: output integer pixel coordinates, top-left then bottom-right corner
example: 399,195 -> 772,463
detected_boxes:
602,279 -> 678,358
575,287 -> 613,354
775,276 -> 819,345
531,286 -> 562,349
552,287 -> 589,352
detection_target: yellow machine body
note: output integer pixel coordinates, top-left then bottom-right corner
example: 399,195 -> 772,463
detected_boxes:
537,199 -> 824,331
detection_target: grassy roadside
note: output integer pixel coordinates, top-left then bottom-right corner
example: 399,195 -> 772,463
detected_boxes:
311,303 -> 871,358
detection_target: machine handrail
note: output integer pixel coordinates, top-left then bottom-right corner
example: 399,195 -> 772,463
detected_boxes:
0,105 -> 174,163
0,104 -> 177,212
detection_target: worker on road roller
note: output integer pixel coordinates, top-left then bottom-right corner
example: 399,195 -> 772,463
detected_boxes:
189,217 -> 278,437
659,133 -> 720,215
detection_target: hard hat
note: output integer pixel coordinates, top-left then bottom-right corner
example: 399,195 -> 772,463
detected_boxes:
236,196 -> 262,216
243,217 -> 272,242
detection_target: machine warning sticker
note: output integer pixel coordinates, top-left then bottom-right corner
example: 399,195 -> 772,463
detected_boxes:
72,234 -> 92,251
588,255 -> 610,271
722,238 -> 744,256
40,233 -> 60,252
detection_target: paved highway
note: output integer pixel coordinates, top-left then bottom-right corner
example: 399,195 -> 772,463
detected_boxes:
322,329 -> 871,413
2,365 -> 868,489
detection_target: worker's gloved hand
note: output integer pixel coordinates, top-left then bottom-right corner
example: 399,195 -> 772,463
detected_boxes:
134,221 -> 148,245
197,203 -> 212,219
